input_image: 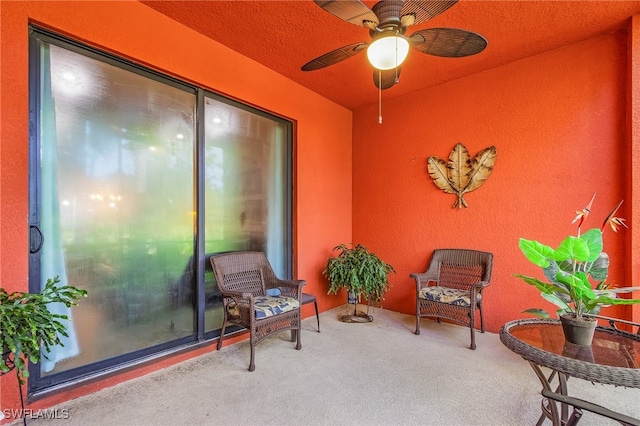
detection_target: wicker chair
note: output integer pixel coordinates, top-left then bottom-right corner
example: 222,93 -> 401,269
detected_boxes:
411,249 -> 493,350
210,251 -> 306,371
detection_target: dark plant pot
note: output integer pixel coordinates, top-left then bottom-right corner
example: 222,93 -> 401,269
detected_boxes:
339,296 -> 373,323
560,314 -> 597,346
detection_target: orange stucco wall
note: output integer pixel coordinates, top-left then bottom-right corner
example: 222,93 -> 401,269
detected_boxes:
0,0 -> 351,418
353,28 -> 640,333
628,15 -> 640,325
2,0 -> 640,418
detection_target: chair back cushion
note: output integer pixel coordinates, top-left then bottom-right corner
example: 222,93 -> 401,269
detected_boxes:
265,288 -> 282,296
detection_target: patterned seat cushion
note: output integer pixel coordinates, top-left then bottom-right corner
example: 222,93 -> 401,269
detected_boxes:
418,286 -> 481,307
226,295 -> 300,319
254,295 -> 299,319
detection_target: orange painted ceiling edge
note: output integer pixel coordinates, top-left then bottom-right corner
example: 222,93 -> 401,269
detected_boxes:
141,0 -> 640,110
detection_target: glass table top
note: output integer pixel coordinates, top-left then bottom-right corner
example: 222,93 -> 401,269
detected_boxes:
504,320 -> 640,370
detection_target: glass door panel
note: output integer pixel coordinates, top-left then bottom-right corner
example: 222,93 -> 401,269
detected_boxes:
36,42 -> 197,375
203,96 -> 290,333
30,29 -> 293,391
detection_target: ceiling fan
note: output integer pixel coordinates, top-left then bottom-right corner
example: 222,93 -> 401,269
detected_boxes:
301,0 -> 487,90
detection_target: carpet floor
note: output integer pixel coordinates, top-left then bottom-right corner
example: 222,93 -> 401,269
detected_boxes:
18,307 -> 640,425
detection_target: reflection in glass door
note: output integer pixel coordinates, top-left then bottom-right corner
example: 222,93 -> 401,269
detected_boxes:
33,40 -> 197,378
202,95 -> 291,333
29,28 -> 293,392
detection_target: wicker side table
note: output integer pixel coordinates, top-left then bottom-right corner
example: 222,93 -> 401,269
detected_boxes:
300,292 -> 320,332
500,318 -> 640,426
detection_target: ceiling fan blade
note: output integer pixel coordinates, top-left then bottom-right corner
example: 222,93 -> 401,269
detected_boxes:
373,67 -> 402,90
301,42 -> 368,71
410,28 -> 487,57
313,0 -> 379,29
400,0 -> 458,27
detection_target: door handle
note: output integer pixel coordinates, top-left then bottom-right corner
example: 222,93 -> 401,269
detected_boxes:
29,225 -> 44,253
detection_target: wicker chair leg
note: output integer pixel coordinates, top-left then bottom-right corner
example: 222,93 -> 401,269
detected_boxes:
469,310 -> 477,350
313,299 -> 320,332
469,326 -> 476,350
479,303 -> 486,333
295,323 -> 302,350
468,313 -> 477,350
248,343 -> 255,372
217,318 -> 227,351
415,314 -> 421,335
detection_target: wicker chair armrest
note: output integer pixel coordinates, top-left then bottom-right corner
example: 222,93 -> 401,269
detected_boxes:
220,293 -> 254,326
277,279 -> 306,290
464,281 -> 490,298
471,280 -> 491,290
410,272 -> 438,290
276,279 -> 306,299
541,389 -> 640,426
222,290 -> 255,302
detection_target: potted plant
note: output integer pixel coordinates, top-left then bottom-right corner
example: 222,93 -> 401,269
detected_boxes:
322,243 -> 395,322
516,193 -> 640,345
1,276 -> 87,384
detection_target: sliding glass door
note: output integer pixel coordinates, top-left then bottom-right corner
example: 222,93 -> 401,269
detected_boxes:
202,96 -> 291,332
28,28 -> 292,392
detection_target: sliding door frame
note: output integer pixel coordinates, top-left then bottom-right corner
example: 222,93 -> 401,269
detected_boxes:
27,26 -> 293,398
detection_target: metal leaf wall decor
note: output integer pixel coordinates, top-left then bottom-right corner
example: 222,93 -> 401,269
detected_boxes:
427,143 -> 497,208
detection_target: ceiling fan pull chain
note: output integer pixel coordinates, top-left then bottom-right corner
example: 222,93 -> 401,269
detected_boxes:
378,69 -> 382,124
395,31 -> 400,84
395,30 -> 399,71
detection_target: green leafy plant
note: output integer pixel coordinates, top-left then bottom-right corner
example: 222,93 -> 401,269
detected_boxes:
1,276 -> 87,384
516,193 -> 640,320
323,243 -> 395,305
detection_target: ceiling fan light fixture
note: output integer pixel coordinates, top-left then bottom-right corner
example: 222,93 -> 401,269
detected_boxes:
367,34 -> 409,70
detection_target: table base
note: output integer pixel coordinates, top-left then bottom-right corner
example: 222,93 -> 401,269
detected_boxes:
527,361 -> 640,426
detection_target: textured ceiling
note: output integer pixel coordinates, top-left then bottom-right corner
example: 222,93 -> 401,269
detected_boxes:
141,0 -> 640,110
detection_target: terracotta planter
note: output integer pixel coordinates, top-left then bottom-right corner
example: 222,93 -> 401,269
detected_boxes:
560,314 -> 597,346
